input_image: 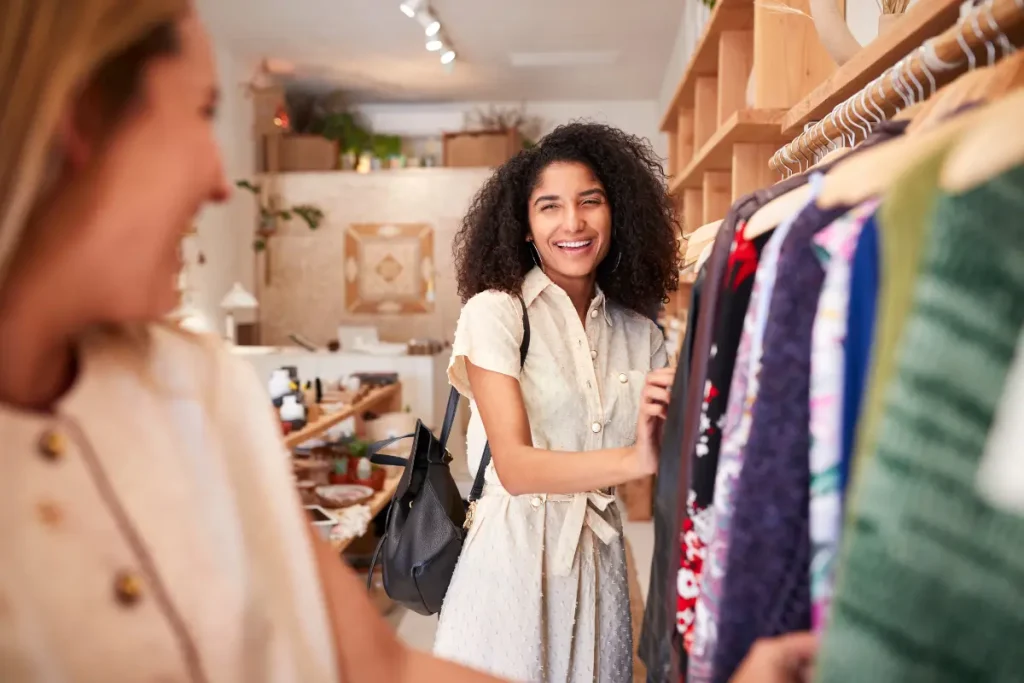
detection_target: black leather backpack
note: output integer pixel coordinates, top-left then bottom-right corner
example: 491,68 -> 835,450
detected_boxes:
367,295 -> 529,615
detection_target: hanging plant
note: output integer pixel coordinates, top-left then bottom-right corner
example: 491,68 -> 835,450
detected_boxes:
236,179 -> 325,252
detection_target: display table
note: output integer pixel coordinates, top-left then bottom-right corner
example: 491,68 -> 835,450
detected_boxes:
233,346 -> 449,432
284,383 -> 402,449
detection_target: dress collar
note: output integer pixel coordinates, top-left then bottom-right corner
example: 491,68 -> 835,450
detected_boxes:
521,267 -> 612,326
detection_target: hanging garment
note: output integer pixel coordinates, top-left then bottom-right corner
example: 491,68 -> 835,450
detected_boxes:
712,200 -> 851,683
677,223 -> 771,654
435,267 -> 667,683
818,163 -> 1024,683
643,203 -> 744,682
977,328 -> 1024,513
687,175 -> 826,683
644,121 -> 911,683
839,216 -> 879,494
808,199 -> 879,632
847,144 -> 954,497
642,270 -> 703,683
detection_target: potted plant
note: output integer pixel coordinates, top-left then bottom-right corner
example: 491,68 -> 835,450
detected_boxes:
236,179 -> 325,252
321,112 -> 373,170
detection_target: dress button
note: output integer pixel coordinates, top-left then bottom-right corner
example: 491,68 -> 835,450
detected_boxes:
590,309 -> 599,319
38,430 -> 66,461
113,571 -> 144,606
531,497 -> 542,509
619,373 -> 628,383
591,422 -> 602,434
590,349 -> 598,359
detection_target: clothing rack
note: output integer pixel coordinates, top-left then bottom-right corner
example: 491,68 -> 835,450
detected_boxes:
770,0 -> 1024,175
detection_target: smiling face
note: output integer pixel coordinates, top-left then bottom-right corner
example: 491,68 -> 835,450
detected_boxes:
527,161 -> 611,287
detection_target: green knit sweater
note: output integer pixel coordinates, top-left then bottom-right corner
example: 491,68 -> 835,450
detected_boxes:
819,162 -> 1024,682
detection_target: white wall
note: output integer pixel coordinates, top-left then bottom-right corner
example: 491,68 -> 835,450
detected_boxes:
351,100 -> 665,160
188,45 -> 257,331
658,1 -> 712,121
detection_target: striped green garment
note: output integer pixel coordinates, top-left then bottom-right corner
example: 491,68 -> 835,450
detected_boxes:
818,162 -> 1024,683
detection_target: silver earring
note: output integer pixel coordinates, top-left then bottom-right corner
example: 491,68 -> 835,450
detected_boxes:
529,242 -> 542,269
612,251 -> 621,272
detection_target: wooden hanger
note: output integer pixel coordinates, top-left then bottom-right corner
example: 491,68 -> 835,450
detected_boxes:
695,242 -> 715,273
817,49 -> 1024,208
745,184 -> 814,240
941,86 -> 1024,192
683,219 -> 724,265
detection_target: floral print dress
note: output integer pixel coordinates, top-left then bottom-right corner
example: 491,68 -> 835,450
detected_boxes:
677,223 -> 771,652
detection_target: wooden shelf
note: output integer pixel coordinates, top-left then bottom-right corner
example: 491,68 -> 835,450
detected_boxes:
660,0 -> 755,132
669,108 -> 788,193
779,0 -> 964,136
284,383 -> 402,450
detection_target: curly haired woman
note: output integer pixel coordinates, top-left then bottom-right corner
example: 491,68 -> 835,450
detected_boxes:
432,123 -> 681,682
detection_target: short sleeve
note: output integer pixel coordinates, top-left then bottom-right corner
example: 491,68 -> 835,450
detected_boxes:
448,290 -> 524,401
650,320 -> 669,370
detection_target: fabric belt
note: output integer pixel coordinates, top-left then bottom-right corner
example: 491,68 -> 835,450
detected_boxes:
482,485 -> 621,577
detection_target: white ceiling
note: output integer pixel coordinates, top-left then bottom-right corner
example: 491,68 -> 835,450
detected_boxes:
198,0 -> 686,103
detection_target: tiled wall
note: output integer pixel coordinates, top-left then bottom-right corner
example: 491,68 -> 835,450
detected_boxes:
257,168 -> 494,345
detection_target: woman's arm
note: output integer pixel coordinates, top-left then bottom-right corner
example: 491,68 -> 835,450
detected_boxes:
466,360 -> 673,495
306,524 -> 506,683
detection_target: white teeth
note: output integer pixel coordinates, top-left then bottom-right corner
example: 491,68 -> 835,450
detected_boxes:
556,240 -> 592,248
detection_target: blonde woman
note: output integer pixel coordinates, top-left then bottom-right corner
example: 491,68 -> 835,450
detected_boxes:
0,3 -> 504,681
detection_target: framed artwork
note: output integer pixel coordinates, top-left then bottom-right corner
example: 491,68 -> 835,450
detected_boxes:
344,223 -> 435,314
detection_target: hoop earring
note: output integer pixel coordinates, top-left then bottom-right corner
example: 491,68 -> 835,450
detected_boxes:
529,242 -> 543,269
611,251 -> 621,273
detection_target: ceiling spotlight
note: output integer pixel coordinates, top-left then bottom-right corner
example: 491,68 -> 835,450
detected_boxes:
440,49 -> 456,65
424,19 -> 441,36
426,37 -> 444,51
398,0 -> 423,18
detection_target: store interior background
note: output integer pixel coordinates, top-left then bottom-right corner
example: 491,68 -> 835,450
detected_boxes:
187,0 -> 900,651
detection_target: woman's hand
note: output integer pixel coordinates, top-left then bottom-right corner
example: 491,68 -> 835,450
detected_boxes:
632,367 -> 675,477
730,633 -> 818,683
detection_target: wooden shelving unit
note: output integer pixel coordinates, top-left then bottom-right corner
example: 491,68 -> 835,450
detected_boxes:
670,108 -> 789,193
779,0 -> 965,137
663,0 -> 842,232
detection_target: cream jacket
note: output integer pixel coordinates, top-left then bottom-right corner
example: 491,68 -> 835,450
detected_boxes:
0,326 -> 339,682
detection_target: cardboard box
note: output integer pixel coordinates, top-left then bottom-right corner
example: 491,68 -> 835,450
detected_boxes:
443,129 -> 523,168
278,135 -> 338,172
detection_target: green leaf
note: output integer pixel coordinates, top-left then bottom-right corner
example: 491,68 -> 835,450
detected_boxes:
253,238 -> 266,252
236,179 -> 261,194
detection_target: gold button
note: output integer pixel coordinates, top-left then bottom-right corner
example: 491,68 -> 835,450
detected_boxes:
531,497 -> 542,509
619,373 -> 628,383
113,571 -> 144,606
38,430 -> 66,461
591,422 -> 602,434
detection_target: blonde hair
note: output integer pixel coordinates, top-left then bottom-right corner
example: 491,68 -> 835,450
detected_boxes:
0,0 -> 188,287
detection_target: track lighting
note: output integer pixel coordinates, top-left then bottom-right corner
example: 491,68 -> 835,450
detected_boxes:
398,0 -> 423,18
402,1 -> 458,67
415,9 -> 441,37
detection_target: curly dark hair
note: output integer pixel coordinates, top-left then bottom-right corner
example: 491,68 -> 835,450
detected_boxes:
452,122 -> 681,315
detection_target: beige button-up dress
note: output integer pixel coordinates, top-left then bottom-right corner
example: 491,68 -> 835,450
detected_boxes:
0,327 -> 339,683
433,268 -> 667,682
